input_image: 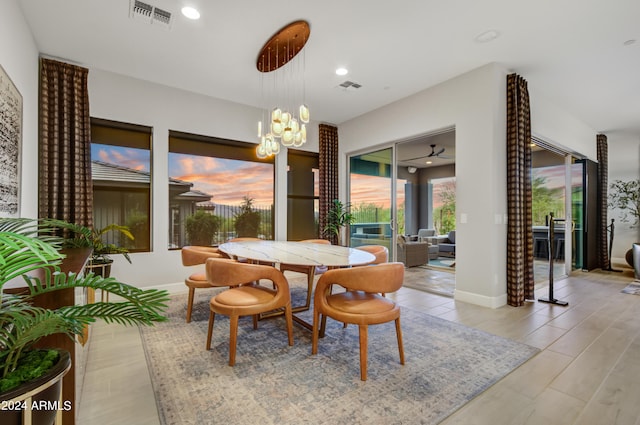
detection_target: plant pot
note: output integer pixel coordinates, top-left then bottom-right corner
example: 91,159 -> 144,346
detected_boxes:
631,243 -> 640,279
0,350 -> 71,425
85,259 -> 113,278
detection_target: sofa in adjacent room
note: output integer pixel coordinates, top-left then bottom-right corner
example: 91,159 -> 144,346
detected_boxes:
438,230 -> 456,257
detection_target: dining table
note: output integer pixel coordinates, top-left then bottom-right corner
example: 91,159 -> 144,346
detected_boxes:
218,240 -> 376,329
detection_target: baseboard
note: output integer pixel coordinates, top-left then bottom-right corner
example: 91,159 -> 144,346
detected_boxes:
454,289 -> 507,309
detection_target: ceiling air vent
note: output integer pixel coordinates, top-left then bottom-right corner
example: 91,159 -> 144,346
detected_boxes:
130,0 -> 173,29
339,81 -> 362,89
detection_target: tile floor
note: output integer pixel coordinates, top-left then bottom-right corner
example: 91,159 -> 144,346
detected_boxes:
78,262 -> 640,425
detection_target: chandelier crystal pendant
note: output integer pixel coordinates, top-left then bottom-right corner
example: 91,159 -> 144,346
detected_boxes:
256,20 -> 310,158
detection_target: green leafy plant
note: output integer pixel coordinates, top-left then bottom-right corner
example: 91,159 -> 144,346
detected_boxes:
0,218 -> 168,391
186,210 -> 220,246
43,219 -> 134,264
323,199 -> 355,243
234,196 -> 261,238
609,179 -> 640,228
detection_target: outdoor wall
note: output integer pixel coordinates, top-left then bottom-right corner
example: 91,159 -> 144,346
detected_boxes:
339,63 -> 597,308
1,0 -> 40,218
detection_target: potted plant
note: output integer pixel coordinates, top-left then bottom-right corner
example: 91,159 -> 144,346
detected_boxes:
185,210 -> 220,246
608,179 -> 640,267
0,218 -> 168,424
323,199 -> 355,245
234,196 -> 261,238
42,220 -> 134,278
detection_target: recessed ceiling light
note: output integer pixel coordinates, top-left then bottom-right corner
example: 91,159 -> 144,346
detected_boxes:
474,30 -> 500,43
181,6 -> 200,20
335,68 -> 348,76
425,160 -> 433,165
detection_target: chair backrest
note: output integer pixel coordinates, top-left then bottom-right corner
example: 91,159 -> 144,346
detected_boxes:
298,239 -> 331,244
447,230 -> 456,243
316,262 -> 404,295
205,257 -> 289,292
356,245 -> 389,264
228,237 -> 261,242
181,246 -> 224,267
417,228 -> 436,238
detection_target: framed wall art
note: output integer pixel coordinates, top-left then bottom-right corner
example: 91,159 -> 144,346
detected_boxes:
0,63 -> 22,217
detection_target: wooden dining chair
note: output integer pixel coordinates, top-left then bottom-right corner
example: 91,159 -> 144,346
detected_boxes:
311,262 -> 405,380
279,239 -> 331,312
181,246 -> 230,323
355,244 -> 389,265
205,258 -> 294,366
226,237 -> 275,267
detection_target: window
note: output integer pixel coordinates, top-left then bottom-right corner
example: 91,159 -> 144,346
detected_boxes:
287,149 -> 319,240
168,131 -> 275,248
431,177 -> 456,235
90,118 -> 152,252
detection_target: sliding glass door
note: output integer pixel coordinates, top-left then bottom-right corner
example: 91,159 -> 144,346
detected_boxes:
348,147 -> 396,259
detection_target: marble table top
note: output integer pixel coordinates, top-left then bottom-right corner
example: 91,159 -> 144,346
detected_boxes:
218,240 -> 375,267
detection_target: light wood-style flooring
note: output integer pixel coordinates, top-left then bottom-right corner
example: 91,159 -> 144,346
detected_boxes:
78,262 -> 640,425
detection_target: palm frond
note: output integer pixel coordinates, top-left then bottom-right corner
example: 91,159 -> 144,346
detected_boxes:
57,301 -> 167,326
0,307 -> 82,376
0,232 -> 63,286
21,271 -> 168,310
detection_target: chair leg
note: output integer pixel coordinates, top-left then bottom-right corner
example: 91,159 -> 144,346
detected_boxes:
252,314 -> 258,330
395,317 -> 405,365
303,267 -> 314,309
358,325 -> 368,381
284,303 -> 294,346
319,314 -> 328,338
206,310 -> 215,350
229,314 -> 239,366
186,287 -> 195,323
311,310 -> 320,354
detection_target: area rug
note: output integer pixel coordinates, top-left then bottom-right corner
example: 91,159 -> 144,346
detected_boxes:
621,281 -> 640,295
139,286 -> 539,425
403,266 -> 455,297
428,257 -> 456,269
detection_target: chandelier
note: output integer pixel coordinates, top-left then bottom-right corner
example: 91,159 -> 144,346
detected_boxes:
255,20 -> 310,158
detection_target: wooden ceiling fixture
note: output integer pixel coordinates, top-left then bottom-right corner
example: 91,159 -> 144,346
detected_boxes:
257,20 -> 310,73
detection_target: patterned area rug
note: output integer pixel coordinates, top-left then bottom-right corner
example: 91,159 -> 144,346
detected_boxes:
139,284 -> 538,424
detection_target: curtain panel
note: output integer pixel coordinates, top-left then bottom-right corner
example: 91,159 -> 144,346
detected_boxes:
38,58 -> 93,227
319,124 -> 339,245
506,73 -> 535,306
596,134 -> 609,270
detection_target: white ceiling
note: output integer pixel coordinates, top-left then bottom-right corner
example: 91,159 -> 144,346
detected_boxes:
18,0 -> 640,139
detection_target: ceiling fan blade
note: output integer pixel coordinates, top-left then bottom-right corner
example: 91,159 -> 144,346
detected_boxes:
401,154 -> 430,162
434,147 -> 446,156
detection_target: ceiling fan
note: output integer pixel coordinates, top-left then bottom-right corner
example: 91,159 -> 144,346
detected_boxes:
403,144 -> 453,162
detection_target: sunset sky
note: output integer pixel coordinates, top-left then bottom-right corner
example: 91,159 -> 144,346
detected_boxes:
92,144 -> 274,205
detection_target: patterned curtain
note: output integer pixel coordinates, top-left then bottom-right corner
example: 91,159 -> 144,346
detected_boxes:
319,124 -> 339,244
38,58 -> 93,227
506,73 -> 534,306
597,134 -> 609,270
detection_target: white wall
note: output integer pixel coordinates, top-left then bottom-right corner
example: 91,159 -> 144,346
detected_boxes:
1,0 -> 40,218
339,63 -> 597,308
89,69 -> 319,288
